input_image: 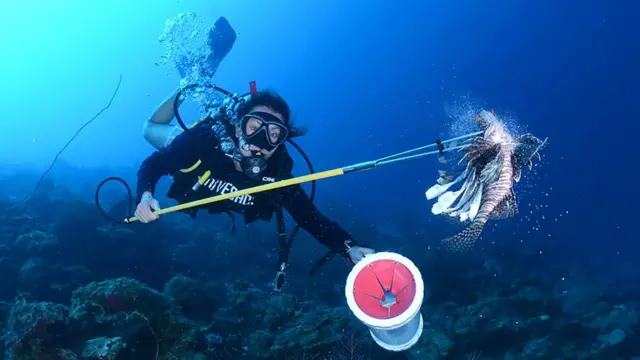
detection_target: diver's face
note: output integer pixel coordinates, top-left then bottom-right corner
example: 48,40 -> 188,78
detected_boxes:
235,105 -> 285,158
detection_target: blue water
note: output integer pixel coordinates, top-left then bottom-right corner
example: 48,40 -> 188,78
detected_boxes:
0,1 -> 638,359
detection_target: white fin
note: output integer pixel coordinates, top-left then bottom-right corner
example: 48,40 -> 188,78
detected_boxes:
432,199 -> 448,215
479,150 -> 504,184
447,172 -> 478,213
434,188 -> 464,213
425,173 -> 463,200
468,184 -> 483,221
443,174 -> 476,214
451,197 -> 472,221
426,183 -> 449,200
451,183 -> 482,222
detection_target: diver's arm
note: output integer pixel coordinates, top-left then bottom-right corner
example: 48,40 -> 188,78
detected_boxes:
281,184 -> 354,254
136,127 -> 205,201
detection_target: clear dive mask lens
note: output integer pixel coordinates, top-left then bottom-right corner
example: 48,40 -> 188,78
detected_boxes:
240,111 -> 288,150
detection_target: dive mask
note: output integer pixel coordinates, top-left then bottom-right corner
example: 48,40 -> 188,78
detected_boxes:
240,111 -> 288,151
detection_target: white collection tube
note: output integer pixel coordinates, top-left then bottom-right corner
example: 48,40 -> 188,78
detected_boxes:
345,252 -> 424,351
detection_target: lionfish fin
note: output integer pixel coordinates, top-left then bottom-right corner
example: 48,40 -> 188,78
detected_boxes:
437,174 -> 456,184
489,191 -> 518,220
426,174 -> 464,200
441,221 -> 484,252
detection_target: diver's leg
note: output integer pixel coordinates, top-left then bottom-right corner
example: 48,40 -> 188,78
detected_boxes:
144,124 -> 183,150
143,89 -> 184,150
175,16 -> 237,78
147,18 -> 237,150
206,17 -> 236,68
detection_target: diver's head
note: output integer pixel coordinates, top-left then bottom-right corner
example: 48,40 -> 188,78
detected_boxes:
233,90 -> 291,157
229,90 -> 304,178
236,106 -> 288,159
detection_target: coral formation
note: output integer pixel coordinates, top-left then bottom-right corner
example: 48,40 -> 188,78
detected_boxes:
0,167 -> 638,360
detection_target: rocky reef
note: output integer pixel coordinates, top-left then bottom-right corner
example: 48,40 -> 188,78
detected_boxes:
0,167 -> 639,359
1,276 -> 371,360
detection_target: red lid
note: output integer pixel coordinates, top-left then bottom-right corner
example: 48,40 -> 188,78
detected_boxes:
351,259 -> 417,319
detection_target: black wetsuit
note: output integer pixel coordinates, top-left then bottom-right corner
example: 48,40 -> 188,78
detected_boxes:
136,124 -> 353,255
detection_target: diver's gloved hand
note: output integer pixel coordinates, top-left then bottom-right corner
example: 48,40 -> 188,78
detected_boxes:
346,244 -> 375,264
135,192 -> 161,223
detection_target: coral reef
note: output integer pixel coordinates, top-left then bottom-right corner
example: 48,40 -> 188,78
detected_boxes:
0,166 -> 639,360
0,276 -> 369,360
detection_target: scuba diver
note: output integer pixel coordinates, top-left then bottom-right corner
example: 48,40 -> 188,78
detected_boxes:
134,17 -> 375,288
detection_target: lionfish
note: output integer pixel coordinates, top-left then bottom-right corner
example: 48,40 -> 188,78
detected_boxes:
425,110 -> 547,251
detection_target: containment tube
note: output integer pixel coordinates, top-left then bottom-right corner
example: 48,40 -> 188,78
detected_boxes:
345,252 -> 424,352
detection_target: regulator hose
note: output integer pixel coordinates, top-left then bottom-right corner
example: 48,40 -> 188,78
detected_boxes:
95,177 -> 134,224
95,83 -> 316,236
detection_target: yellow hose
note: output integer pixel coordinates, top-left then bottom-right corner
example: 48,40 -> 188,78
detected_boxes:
125,168 -> 345,223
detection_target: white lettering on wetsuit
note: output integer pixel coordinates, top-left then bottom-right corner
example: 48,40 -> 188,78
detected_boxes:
202,177 -> 254,206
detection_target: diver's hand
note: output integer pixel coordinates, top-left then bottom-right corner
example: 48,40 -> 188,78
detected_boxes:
135,192 -> 161,223
347,245 -> 375,264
